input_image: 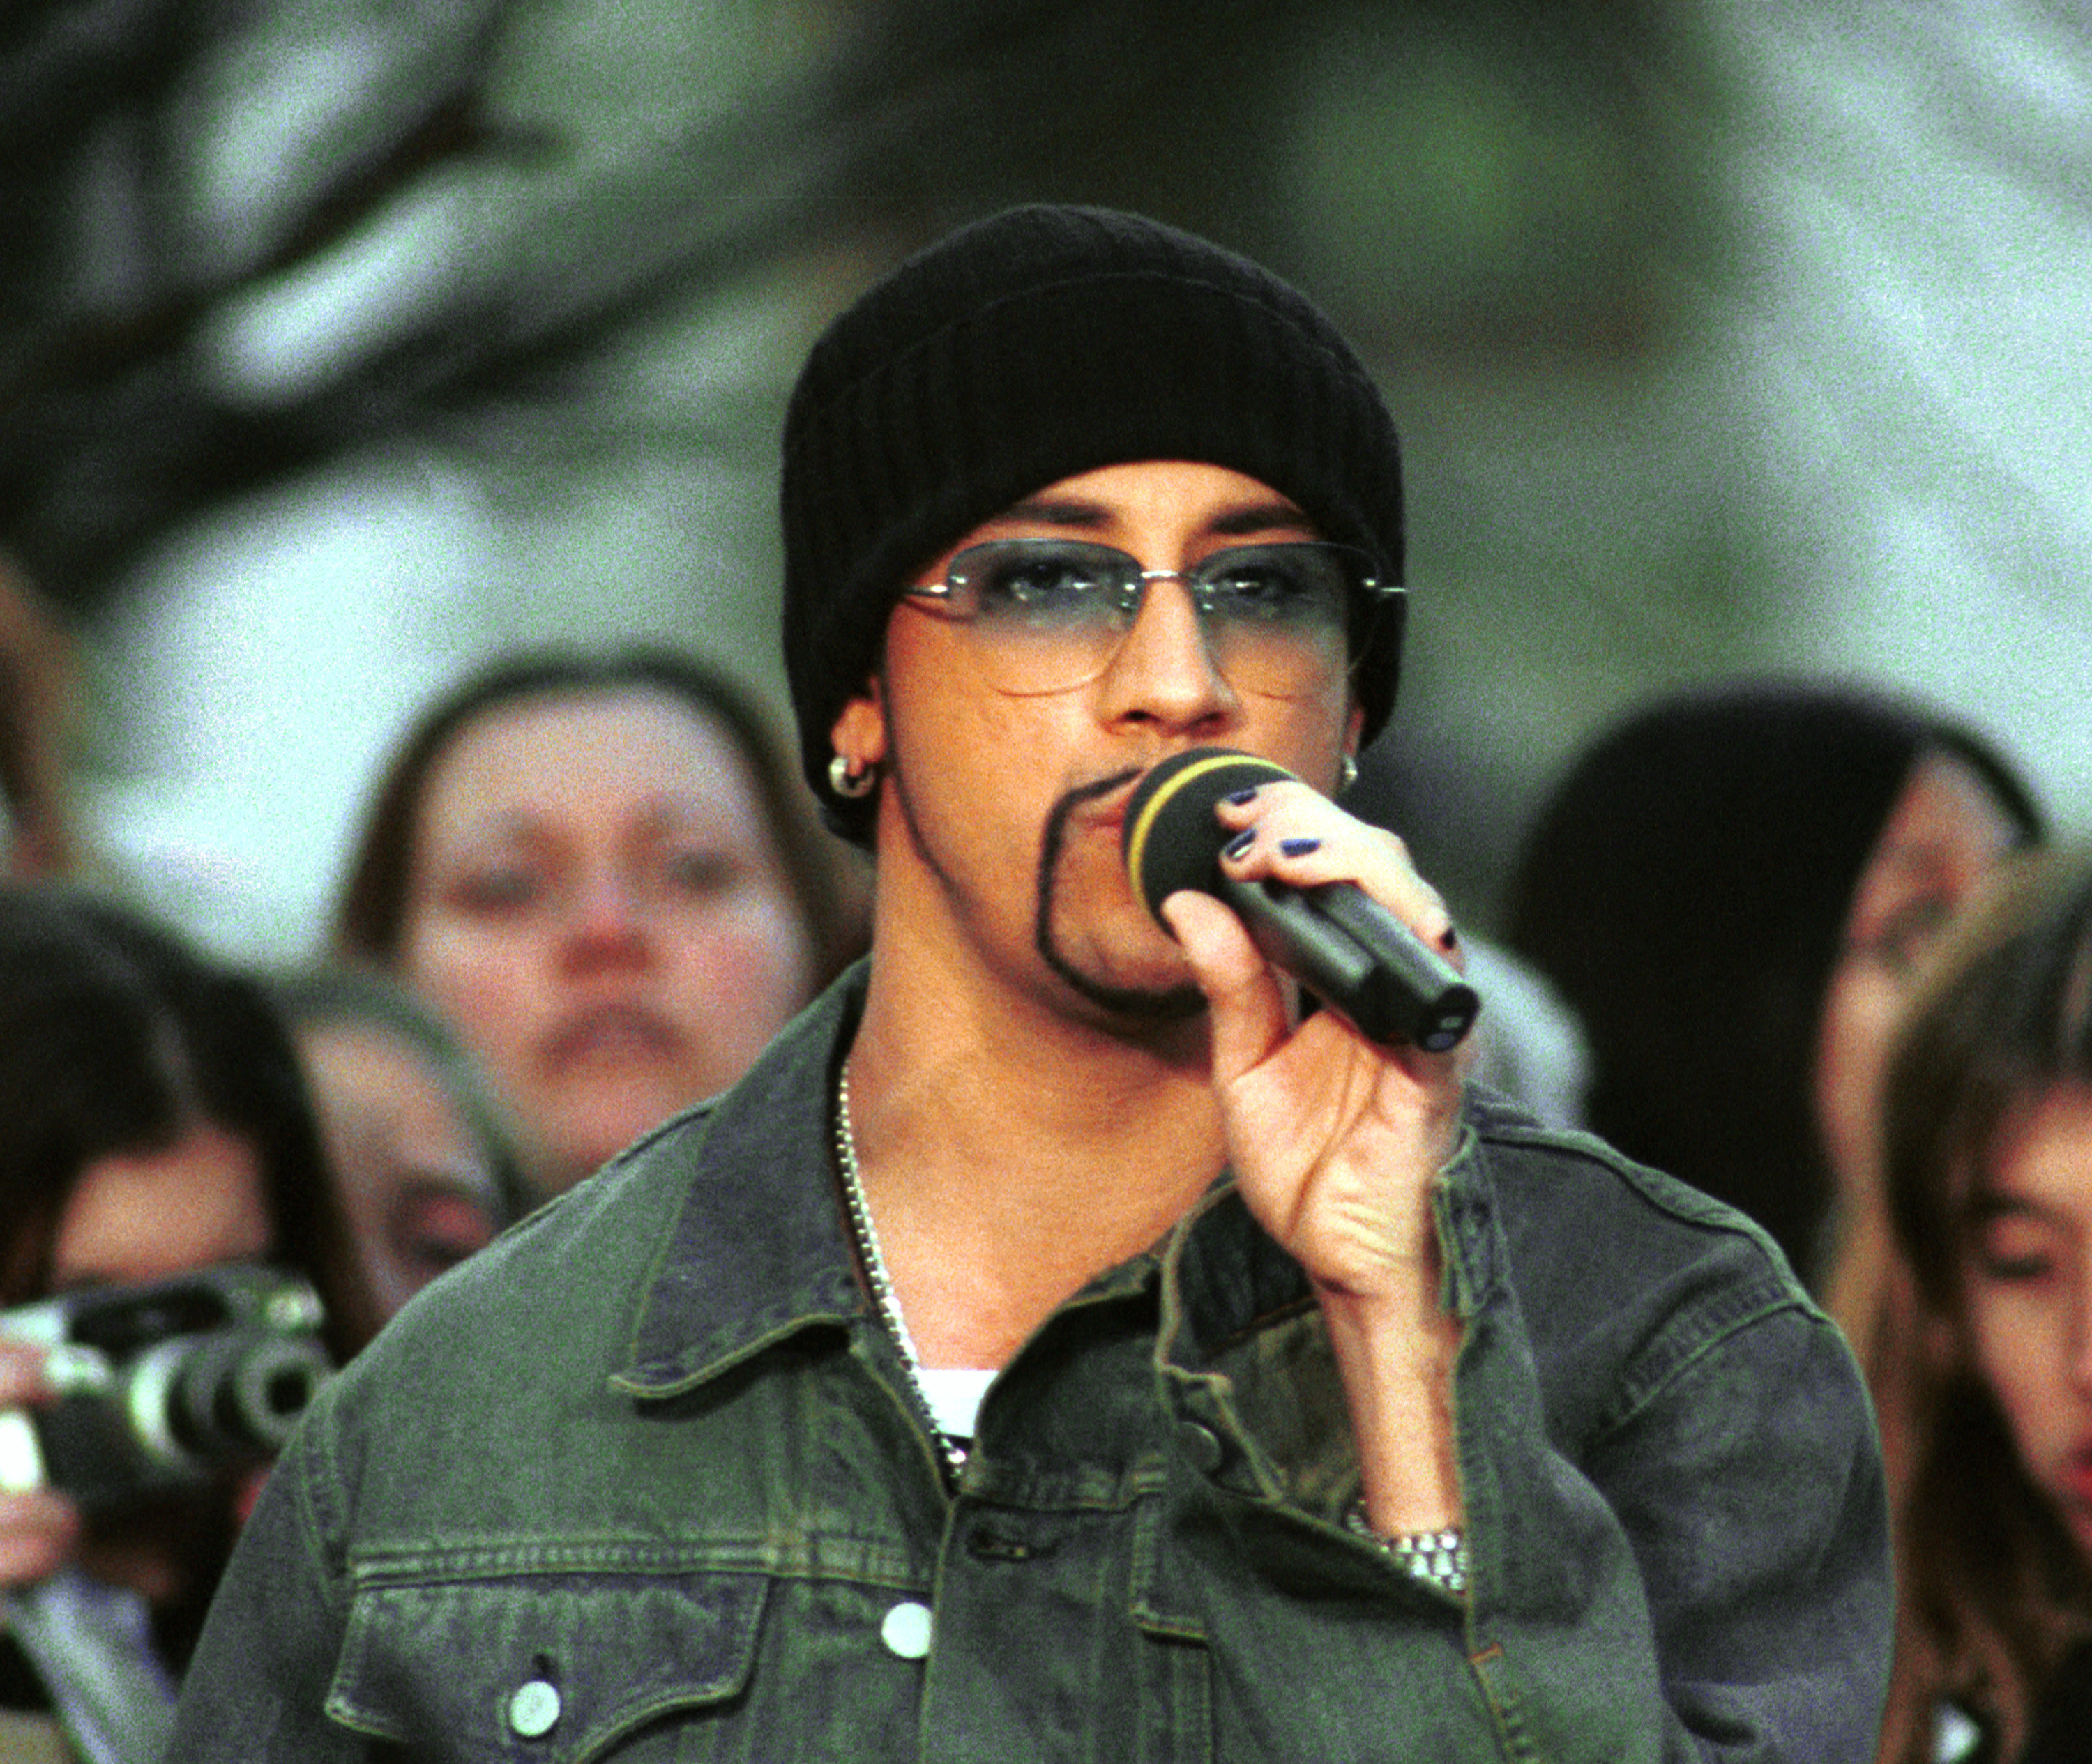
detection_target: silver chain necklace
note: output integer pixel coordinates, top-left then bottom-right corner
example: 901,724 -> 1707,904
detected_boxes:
837,1072 -> 1469,1592
834,1064 -> 968,1477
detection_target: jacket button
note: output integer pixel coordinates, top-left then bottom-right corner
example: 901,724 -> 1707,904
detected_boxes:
1176,1420 -> 1225,1473
508,1680 -> 561,1738
880,1600 -> 933,1659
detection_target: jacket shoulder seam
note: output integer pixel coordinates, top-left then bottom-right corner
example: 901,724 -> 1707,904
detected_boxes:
1594,1285 -> 1829,1439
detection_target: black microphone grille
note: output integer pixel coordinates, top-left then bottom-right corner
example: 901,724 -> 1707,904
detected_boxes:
1122,748 -> 1298,923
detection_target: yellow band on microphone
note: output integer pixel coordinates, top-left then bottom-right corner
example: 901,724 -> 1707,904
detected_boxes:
1123,750 -> 1296,913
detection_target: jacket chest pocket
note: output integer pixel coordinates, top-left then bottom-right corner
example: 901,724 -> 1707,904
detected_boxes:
328,1568 -> 768,1762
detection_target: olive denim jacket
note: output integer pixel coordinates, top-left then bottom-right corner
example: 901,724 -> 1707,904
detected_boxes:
168,971 -> 1892,1761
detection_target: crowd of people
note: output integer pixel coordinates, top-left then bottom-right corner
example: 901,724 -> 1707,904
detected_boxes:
0,206 -> 2082,1761
0,575 -> 871,1760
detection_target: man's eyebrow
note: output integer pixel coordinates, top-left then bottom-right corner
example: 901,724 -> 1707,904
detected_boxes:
990,498 -> 1317,535
1208,501 -> 1315,537
996,496 -> 1110,527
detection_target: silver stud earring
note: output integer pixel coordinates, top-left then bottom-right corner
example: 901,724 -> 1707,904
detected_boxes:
829,752 -> 876,799
1337,754 -> 1359,793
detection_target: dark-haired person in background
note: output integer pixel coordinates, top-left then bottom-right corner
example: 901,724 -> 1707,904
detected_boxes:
332,649 -> 867,1200
0,886 -> 367,1763
174,206 -> 1892,1758
1504,680 -> 2043,1297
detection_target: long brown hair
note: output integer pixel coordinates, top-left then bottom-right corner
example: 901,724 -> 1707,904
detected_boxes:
1872,850 -> 2092,1763
332,648 -> 866,986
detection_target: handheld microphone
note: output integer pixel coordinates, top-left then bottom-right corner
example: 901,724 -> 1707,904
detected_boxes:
1123,748 -> 1481,1054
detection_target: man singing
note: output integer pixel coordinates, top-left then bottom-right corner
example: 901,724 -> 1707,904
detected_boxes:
169,205 -> 1891,1759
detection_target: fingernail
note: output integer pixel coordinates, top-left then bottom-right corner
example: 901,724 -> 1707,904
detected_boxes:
1279,837 -> 1321,858
1222,830 -> 1255,860
1223,786 -> 1261,807
1439,924 -> 1460,952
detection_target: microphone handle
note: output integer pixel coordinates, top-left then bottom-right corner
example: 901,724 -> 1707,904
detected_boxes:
1215,874 -> 1480,1053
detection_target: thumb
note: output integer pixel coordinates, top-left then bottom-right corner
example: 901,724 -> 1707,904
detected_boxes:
1160,890 -> 1289,1085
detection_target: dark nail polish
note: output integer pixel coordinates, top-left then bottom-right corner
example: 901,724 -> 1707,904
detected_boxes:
1222,830 -> 1255,860
1279,837 -> 1321,858
1223,786 -> 1261,807
1439,924 -> 1460,952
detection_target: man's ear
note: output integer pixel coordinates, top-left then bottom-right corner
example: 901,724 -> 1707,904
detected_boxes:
831,685 -> 887,773
1344,701 -> 1365,757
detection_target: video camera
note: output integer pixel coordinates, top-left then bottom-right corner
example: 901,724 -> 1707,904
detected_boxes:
0,1264 -> 332,1510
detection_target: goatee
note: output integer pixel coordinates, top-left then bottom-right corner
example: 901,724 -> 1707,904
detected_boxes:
1034,770 -> 1206,1024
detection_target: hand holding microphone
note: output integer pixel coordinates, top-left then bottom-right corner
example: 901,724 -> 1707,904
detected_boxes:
1123,749 -> 1480,1054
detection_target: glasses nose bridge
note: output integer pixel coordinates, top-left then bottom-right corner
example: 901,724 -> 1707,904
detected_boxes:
1098,560 -> 1234,701
1125,561 -> 1214,621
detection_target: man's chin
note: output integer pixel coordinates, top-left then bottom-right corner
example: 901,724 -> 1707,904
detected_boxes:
1038,937 -> 1208,1026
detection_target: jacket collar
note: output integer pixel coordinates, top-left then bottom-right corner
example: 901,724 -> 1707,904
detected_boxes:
614,968 -> 869,1397
612,963 -> 1496,1396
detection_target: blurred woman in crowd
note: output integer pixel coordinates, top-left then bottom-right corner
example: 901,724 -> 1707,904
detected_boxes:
1867,851 -> 2092,1764
274,966 -> 524,1335
0,885 -> 366,1762
1505,680 -> 2042,1288
333,649 -> 867,1200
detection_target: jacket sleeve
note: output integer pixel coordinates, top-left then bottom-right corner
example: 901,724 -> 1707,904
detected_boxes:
162,1392 -> 370,1763
1444,1191 -> 1894,1762
1582,1302 -> 1895,1760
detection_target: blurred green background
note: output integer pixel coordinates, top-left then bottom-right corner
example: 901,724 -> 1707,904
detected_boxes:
5,0 -> 2087,957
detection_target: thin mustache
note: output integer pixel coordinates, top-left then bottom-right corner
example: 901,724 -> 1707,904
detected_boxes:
1037,767 -> 1144,889
1061,766 -> 1145,816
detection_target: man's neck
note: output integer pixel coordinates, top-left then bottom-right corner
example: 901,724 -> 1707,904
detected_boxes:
844,939 -> 1225,1371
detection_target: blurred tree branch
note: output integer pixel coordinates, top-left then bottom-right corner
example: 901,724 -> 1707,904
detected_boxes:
1,0 -> 1316,615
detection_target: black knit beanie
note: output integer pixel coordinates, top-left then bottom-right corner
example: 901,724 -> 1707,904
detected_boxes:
780,204 -> 1408,843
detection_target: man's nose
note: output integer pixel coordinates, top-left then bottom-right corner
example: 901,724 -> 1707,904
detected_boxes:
1094,577 -> 1240,732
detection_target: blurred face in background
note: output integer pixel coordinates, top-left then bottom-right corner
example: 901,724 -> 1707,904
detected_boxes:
50,1120 -> 271,1605
397,688 -> 817,1195
1814,752 -> 2022,1207
1961,1085 -> 2092,1565
296,1021 -> 501,1325
53,1122 -> 269,1291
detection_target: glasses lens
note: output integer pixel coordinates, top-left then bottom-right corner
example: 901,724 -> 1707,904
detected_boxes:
1191,545 -> 1353,698
939,540 -> 1135,692
946,540 -> 1134,624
